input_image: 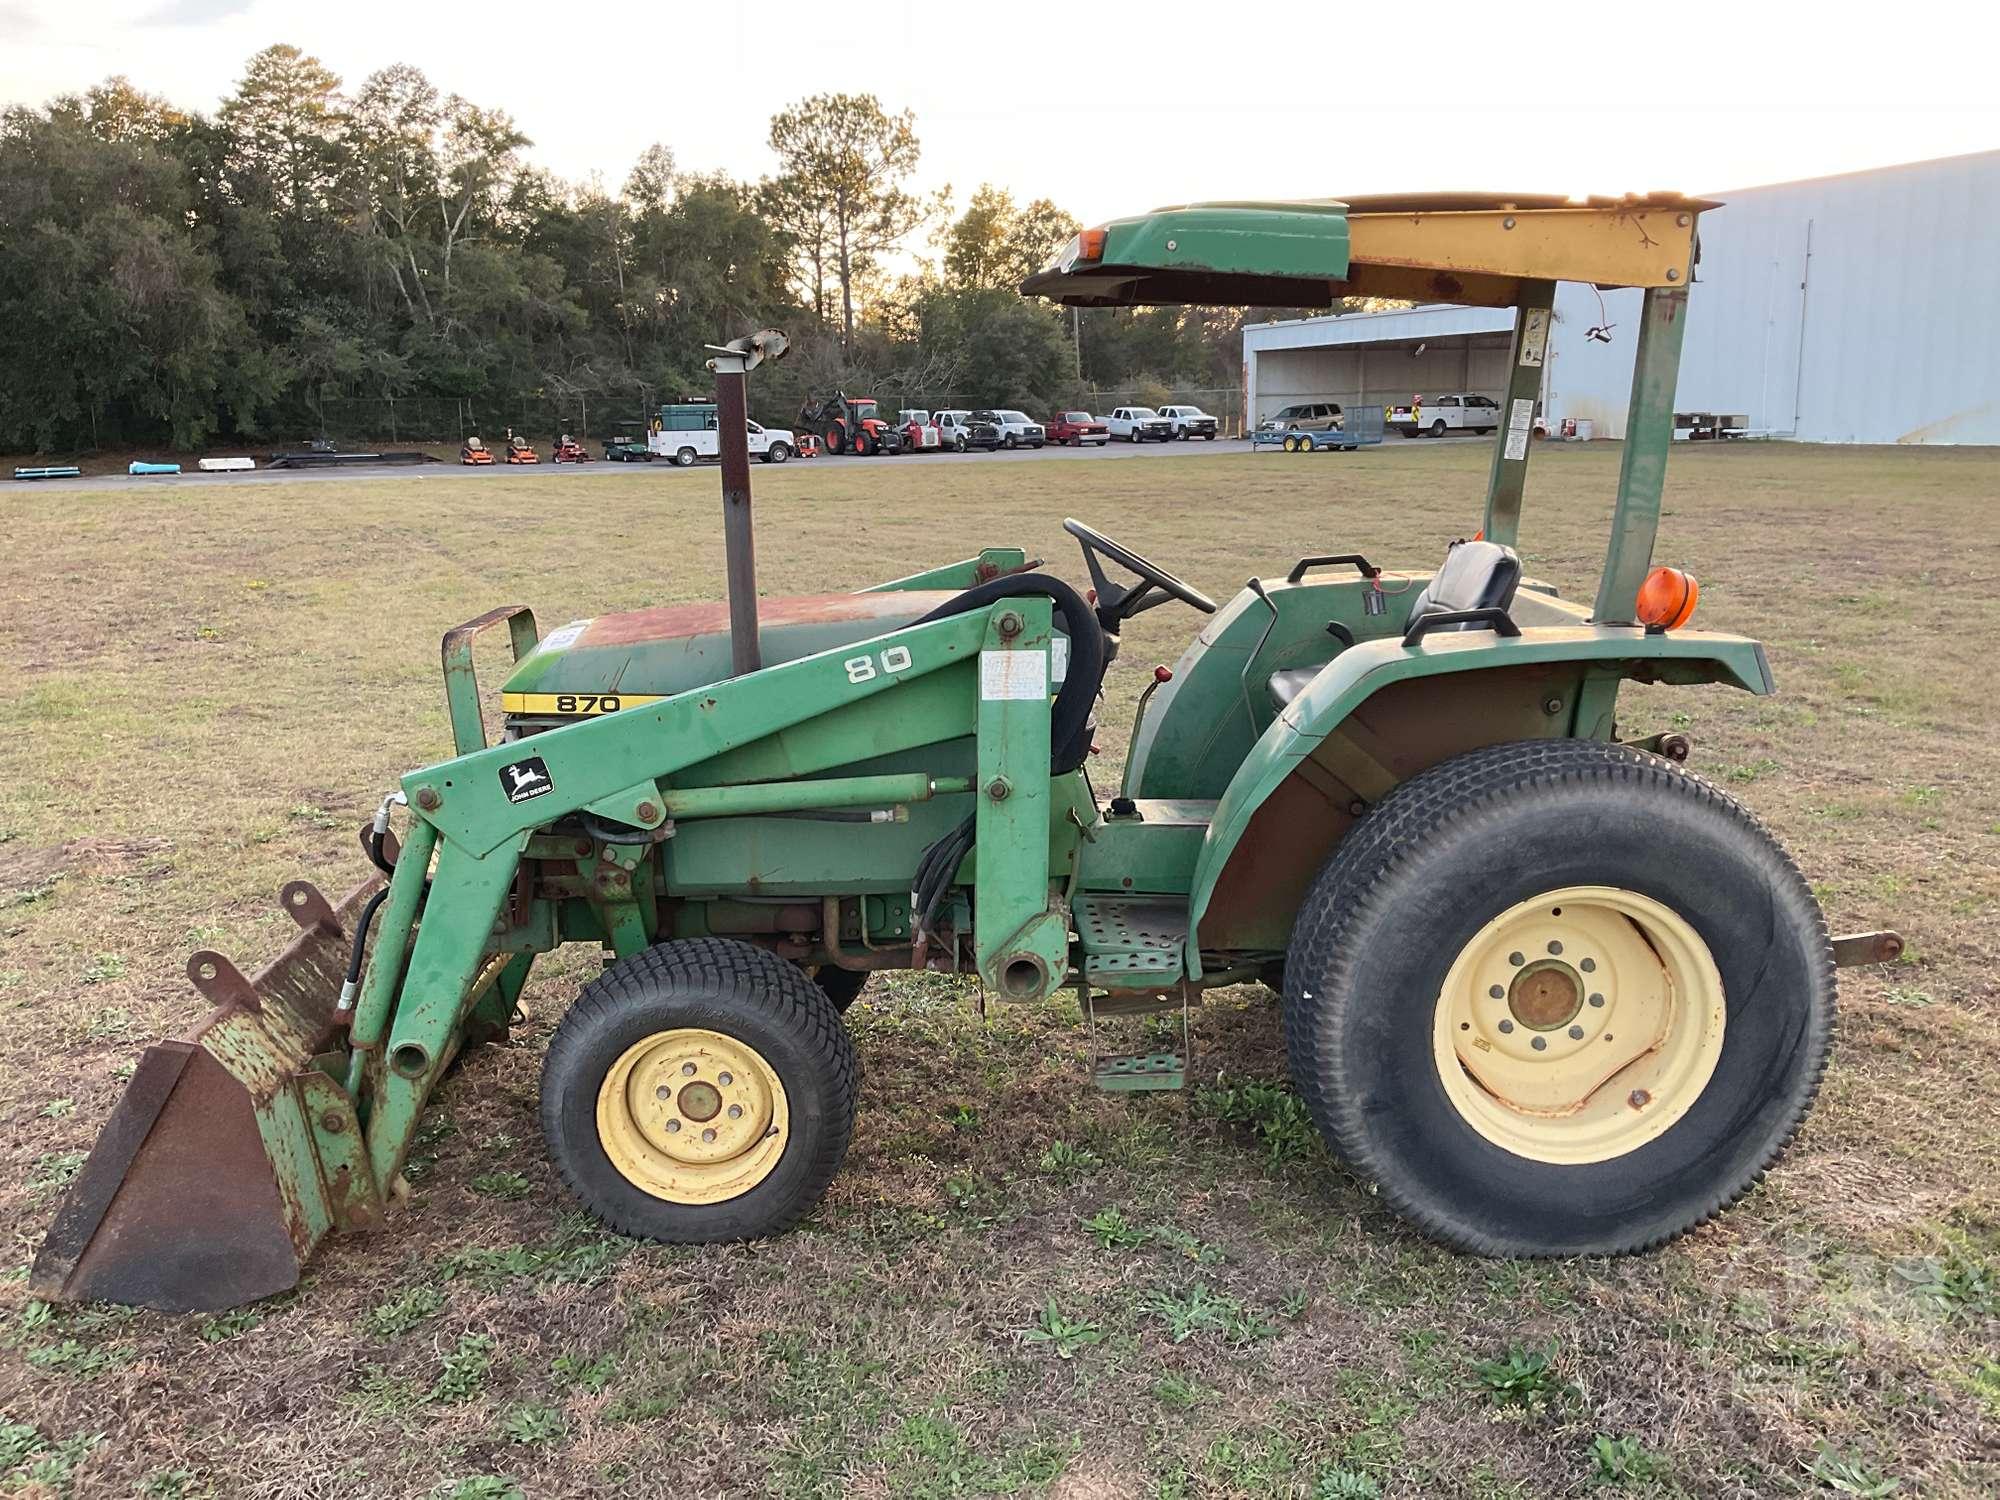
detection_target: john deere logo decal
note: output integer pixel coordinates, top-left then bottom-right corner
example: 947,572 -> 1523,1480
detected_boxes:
500,756 -> 553,803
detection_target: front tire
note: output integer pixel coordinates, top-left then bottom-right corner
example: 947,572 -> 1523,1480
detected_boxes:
1282,740 -> 1832,1258
541,938 -> 857,1243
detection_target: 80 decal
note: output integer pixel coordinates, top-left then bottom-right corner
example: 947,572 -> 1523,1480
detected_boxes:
844,645 -> 913,685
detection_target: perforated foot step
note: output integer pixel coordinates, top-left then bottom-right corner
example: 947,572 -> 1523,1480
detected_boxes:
1094,1052 -> 1185,1092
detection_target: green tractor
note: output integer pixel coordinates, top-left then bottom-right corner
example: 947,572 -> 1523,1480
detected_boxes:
36,195 -> 1901,1313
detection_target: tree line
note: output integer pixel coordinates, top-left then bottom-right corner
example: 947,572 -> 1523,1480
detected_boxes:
0,46 -> 1274,454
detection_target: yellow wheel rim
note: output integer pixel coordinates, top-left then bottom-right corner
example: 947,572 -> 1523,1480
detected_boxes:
1432,886 -> 1725,1165
1282,436 -> 1298,451
595,1028 -> 789,1203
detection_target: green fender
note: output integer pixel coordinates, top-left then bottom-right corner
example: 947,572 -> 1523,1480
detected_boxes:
1181,625 -> 1773,977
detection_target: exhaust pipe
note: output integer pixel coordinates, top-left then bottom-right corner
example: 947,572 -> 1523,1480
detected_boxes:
705,330 -> 790,677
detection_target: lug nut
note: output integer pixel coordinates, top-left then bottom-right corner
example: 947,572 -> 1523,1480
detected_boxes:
1580,958 -> 1596,973
1629,1089 -> 1651,1109
1568,1025 -> 1585,1040
1498,1019 -> 1515,1034
1508,951 -> 1524,967
1531,1036 -> 1548,1051
682,1062 -> 697,1076
665,1118 -> 681,1133
655,1085 -> 671,1100
1547,940 -> 1563,956
1488,984 -> 1504,999
1588,992 -> 1605,1007
728,1104 -> 743,1119
701,1128 -> 717,1143
718,1072 -> 733,1086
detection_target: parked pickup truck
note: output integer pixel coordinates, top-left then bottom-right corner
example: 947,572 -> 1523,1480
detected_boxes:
1105,406 -> 1173,442
1158,404 -> 1219,440
1047,411 -> 1110,446
932,410 -> 976,452
1388,393 -> 1502,438
967,410 -> 1046,450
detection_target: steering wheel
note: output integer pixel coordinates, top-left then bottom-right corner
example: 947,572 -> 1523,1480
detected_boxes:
1063,517 -> 1217,632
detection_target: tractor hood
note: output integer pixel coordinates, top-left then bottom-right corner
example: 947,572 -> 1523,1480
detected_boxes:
499,592 -> 959,715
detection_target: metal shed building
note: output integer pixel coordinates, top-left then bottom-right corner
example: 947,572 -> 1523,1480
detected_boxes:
1243,150 -> 2000,444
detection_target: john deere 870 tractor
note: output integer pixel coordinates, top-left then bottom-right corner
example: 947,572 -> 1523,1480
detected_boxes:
37,194 -> 1900,1313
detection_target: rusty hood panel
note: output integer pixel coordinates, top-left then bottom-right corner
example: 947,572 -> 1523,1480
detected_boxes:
502,591 -> 956,704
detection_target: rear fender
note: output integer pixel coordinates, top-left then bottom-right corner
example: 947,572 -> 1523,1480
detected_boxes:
1183,628 -> 1772,973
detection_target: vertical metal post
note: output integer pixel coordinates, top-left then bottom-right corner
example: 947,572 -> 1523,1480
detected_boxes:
1481,279 -> 1556,548
1593,285 -> 1690,624
713,364 -> 762,676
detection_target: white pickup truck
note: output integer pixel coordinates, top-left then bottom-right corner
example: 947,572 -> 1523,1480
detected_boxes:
1157,404 -> 1220,440
1387,393 -> 1502,439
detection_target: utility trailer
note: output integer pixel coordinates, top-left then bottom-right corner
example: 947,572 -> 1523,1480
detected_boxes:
1253,405 -> 1386,452
36,196 -> 1904,1314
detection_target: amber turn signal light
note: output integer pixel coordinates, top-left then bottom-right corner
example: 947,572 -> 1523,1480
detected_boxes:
1636,566 -> 1699,630
1075,227 -> 1107,264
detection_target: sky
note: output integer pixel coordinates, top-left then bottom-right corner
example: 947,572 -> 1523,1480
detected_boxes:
4,0 -> 1997,219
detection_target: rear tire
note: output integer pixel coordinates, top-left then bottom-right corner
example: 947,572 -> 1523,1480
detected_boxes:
1429,419 -> 1446,438
1282,740 -> 1833,1258
675,447 -> 697,467
541,938 -> 856,1243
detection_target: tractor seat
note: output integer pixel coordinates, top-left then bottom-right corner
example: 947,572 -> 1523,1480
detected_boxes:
1267,539 -> 1522,709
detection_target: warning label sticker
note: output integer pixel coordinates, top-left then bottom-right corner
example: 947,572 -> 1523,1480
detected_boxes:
980,650 -> 1049,701
1504,398 -> 1536,460
1519,307 -> 1550,368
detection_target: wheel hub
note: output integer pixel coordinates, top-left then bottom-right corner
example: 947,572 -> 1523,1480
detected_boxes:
1432,886 -> 1726,1164
1508,959 -> 1582,1030
596,1028 -> 788,1203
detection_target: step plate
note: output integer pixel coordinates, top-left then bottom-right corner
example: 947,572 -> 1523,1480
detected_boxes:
1078,897 -> 1189,990
1094,1052 -> 1186,1092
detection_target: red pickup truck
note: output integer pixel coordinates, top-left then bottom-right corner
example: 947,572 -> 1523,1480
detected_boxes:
1047,410 -> 1110,447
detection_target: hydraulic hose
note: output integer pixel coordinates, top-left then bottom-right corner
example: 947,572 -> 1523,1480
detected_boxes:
912,573 -> 1106,775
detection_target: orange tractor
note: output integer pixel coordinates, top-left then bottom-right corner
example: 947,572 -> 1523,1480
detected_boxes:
458,436 -> 494,465
800,392 -> 904,456
502,428 -> 540,464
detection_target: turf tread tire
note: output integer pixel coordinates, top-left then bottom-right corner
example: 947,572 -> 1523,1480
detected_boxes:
541,937 -> 856,1244
1282,738 -> 1834,1258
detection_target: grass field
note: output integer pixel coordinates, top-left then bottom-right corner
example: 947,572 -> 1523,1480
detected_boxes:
3,441 -> 1997,1499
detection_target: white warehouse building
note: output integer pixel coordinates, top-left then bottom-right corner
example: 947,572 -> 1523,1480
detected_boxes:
1243,150 -> 2000,444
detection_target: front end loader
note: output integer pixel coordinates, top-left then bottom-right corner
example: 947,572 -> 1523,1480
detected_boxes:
37,197 -> 1905,1314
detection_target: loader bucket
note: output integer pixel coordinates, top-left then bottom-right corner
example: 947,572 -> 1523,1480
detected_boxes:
31,863 -> 387,1313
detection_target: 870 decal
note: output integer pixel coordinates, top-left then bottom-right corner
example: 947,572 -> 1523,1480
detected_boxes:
843,645 -> 912,684
552,693 -> 621,714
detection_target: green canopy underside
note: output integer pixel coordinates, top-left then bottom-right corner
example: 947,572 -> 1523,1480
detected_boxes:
1020,203 -> 1352,308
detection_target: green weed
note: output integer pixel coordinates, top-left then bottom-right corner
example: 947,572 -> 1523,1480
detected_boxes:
1140,1283 -> 1274,1345
430,1332 -> 496,1403
1807,1444 -> 1899,1496
470,1171 -> 533,1200
1195,1078 -> 1320,1166
1080,1206 -> 1149,1250
1590,1434 -> 1667,1484
499,1404 -> 565,1444
366,1284 -> 445,1338
1037,1139 -> 1100,1178
1018,1298 -> 1101,1359
1472,1342 -> 1566,1407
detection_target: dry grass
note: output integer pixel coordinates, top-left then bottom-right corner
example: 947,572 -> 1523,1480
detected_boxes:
2,441 -> 1997,1498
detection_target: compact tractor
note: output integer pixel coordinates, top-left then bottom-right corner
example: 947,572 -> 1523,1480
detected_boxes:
37,195 -> 1901,1314
802,391 -> 904,456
